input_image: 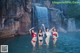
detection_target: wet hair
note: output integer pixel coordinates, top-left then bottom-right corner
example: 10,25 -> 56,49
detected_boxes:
46,28 -> 48,29
45,28 -> 48,32
38,29 -> 42,33
53,28 -> 57,32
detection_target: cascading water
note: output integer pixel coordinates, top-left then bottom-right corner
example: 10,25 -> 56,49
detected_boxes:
49,8 -> 67,32
35,6 -> 49,28
32,4 -> 67,32
49,8 -> 60,28
68,18 -> 76,31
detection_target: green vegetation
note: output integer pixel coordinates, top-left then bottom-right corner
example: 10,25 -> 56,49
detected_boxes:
51,0 -> 80,19
67,4 -> 80,18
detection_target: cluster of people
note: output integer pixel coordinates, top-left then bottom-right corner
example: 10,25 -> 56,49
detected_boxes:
29,24 -> 58,47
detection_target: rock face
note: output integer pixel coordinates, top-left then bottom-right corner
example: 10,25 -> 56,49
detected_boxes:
0,0 -> 31,38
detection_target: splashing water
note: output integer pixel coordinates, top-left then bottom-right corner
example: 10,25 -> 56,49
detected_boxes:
49,7 -> 67,31
68,18 -> 76,31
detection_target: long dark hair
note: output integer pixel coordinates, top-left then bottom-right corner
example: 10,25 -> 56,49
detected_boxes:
45,28 -> 48,32
52,28 -> 57,32
38,29 -> 42,33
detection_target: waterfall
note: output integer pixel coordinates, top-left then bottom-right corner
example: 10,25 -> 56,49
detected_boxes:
35,6 -> 49,28
50,8 -> 67,32
68,18 -> 76,31
2,18 -> 5,29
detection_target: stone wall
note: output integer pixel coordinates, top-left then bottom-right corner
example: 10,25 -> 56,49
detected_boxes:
0,0 -> 31,38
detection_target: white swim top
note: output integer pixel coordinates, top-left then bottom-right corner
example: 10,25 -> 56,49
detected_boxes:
45,32 -> 51,36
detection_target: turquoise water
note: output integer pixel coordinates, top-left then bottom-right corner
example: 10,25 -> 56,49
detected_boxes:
3,32 -> 80,53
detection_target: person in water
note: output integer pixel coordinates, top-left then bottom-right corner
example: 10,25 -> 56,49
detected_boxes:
29,27 -> 37,47
38,29 -> 43,46
52,28 -> 58,45
42,24 -> 54,46
45,28 -> 51,46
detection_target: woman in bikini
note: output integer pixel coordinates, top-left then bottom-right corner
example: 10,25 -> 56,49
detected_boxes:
52,28 -> 58,45
45,28 -> 51,46
42,24 -> 54,46
29,27 -> 37,47
38,29 -> 43,46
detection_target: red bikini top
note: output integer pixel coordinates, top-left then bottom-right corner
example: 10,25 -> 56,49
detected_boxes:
32,32 -> 37,38
52,32 -> 57,36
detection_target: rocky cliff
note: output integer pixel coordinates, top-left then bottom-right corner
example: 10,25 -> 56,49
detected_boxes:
0,0 -> 31,38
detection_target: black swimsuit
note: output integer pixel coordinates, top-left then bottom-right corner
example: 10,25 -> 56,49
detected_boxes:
40,40 -> 43,42
39,35 -> 43,37
39,34 -> 43,42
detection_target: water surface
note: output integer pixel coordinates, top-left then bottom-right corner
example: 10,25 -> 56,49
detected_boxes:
3,32 -> 80,53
